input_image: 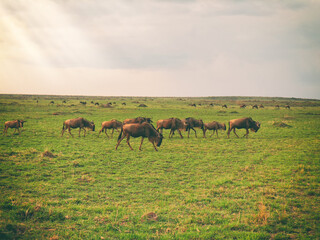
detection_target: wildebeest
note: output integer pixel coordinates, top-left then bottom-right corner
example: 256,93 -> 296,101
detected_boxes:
3,120 -> 26,135
116,122 -> 163,151
123,117 -> 152,125
122,102 -> 126,106
61,117 -> 95,137
259,104 -> 264,108
204,121 -> 226,138
252,104 -> 258,109
240,104 -> 246,108
227,117 -> 260,138
95,102 -> 99,106
285,105 -> 291,109
98,119 -> 123,138
209,103 -> 214,107
275,105 -> 280,109
156,118 -> 186,138
50,101 -> 54,104
184,117 -> 204,138
222,104 -> 228,108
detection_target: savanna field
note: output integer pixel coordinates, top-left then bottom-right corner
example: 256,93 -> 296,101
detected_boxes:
0,95 -> 319,239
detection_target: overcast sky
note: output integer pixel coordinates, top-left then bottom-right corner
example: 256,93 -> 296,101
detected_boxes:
0,0 -> 319,98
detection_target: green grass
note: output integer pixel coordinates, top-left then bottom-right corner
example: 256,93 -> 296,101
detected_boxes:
0,95 -> 319,239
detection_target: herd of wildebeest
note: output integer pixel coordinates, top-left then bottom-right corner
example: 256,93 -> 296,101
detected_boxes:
3,115 -> 261,151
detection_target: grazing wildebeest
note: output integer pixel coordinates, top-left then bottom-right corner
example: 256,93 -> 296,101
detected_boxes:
240,104 -> 246,108
227,117 -> 260,138
259,104 -> 264,108
222,104 -> 228,108
61,117 -> 95,137
204,121 -> 226,138
116,122 -> 163,151
3,120 -> 26,135
50,101 -> 54,104
80,101 -> 87,105
156,118 -> 186,138
252,104 -> 258,109
122,102 -> 126,106
184,117 -> 204,138
285,105 -> 291,109
98,119 -> 123,138
95,102 -> 99,106
62,100 -> 67,104
123,117 -> 152,125
275,105 -> 280,109
190,104 -> 196,107
209,103 -> 214,107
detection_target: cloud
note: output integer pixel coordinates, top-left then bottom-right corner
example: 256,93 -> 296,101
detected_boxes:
0,0 -> 319,98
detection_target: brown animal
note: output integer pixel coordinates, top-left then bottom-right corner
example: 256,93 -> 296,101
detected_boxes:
259,104 -> 264,108
275,105 -> 280,109
204,121 -> 226,138
3,120 -> 26,135
123,117 -> 152,125
61,117 -> 95,137
227,117 -> 260,138
156,118 -> 186,138
98,119 -> 123,138
116,122 -> 163,151
252,104 -> 258,109
222,104 -> 228,108
184,117 -> 204,138
240,104 -> 246,108
285,105 -> 291,109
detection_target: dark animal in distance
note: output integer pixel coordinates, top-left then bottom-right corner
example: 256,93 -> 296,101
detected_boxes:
116,122 -> 163,151
3,120 -> 26,135
259,104 -> 264,108
122,102 -> 126,106
50,101 -> 54,104
227,117 -> 260,138
222,104 -> 228,108
98,120 -> 123,138
156,118 -> 186,138
275,105 -> 280,109
240,104 -> 246,108
123,117 -> 152,125
61,117 -> 95,137
252,104 -> 258,109
184,117 -> 204,138
204,121 -> 226,138
285,105 -> 291,109
80,101 -> 87,105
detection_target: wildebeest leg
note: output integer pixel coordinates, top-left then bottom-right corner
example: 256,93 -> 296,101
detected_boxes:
233,128 -> 239,138
17,128 -> 21,135
115,134 -> 126,150
177,129 -> 183,139
216,130 -> 219,138
98,127 -> 104,137
244,129 -> 249,138
169,129 -> 173,138
83,128 -> 87,137
210,130 -> 215,137
68,127 -> 74,138
111,128 -> 115,138
139,137 -> 144,151
104,129 -> 110,138
126,135 -> 134,150
190,127 -> 197,138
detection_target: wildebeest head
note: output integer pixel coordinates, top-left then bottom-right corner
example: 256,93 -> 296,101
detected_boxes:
221,123 -> 226,130
250,121 -> 260,132
19,120 -> 26,127
90,121 -> 95,131
155,132 -> 164,147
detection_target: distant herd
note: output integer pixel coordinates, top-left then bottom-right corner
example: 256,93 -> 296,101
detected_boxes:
3,116 -> 261,151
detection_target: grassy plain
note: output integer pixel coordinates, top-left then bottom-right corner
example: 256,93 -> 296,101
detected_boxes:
0,95 -> 319,239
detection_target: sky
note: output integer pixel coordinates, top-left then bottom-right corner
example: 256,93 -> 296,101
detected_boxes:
0,0 -> 319,99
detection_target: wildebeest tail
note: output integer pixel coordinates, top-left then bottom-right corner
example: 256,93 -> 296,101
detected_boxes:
117,127 -> 123,141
